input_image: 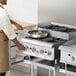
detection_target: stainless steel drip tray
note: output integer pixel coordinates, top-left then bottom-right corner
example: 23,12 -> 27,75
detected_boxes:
60,63 -> 76,72
24,56 -> 55,67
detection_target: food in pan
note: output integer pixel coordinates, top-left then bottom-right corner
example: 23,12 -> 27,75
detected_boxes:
28,30 -> 49,38
32,31 -> 46,35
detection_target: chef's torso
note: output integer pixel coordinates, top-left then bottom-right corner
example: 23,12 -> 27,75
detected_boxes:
0,3 -> 16,72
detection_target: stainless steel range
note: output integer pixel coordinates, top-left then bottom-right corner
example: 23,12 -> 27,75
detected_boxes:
59,39 -> 76,76
59,40 -> 76,66
39,22 -> 76,40
21,22 -> 76,62
21,35 -> 66,61
20,22 -> 76,76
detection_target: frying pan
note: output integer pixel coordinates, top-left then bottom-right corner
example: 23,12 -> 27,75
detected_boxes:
28,30 -> 49,39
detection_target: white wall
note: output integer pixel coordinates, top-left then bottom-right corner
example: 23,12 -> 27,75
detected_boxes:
38,0 -> 76,26
5,0 -> 76,26
5,0 -> 38,24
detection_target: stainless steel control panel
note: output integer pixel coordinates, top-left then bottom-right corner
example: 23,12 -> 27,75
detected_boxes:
21,38 -> 54,60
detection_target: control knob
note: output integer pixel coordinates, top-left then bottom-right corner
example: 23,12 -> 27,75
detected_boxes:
32,47 -> 36,52
71,56 -> 75,62
68,54 -> 75,62
48,51 -> 51,56
40,49 -> 44,54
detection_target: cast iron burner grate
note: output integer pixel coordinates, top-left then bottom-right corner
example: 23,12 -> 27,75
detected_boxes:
39,24 -> 76,32
25,36 -> 67,44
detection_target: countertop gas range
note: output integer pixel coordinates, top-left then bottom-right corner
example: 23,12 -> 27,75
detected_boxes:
59,40 -> 76,76
39,22 -> 76,40
21,22 -> 76,63
59,41 -> 76,66
21,35 -> 66,61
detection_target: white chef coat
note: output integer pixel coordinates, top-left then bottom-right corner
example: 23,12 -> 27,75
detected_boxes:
0,3 -> 17,40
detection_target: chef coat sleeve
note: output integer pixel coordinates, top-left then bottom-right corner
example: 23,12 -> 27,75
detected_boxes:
0,10 -> 17,40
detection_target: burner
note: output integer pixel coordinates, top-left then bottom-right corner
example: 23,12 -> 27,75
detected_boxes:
42,37 -> 55,42
54,26 -> 68,32
39,25 -> 52,29
39,24 -> 76,32
67,28 -> 76,32
49,25 -> 69,32
42,36 -> 64,43
26,36 -> 66,44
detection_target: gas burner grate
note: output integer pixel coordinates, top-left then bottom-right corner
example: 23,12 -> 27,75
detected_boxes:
41,37 -> 66,43
39,24 -> 76,32
25,36 -> 67,44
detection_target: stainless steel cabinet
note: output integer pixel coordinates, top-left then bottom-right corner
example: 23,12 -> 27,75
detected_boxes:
67,71 -> 76,76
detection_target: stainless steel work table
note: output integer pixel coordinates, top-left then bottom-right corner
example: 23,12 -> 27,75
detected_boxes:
24,56 -> 58,76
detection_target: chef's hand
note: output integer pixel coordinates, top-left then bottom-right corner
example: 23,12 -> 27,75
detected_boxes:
17,43 -> 26,51
16,24 -> 23,30
12,38 -> 26,51
10,19 -> 23,30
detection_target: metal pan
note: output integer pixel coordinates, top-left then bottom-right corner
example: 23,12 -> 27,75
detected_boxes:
28,30 -> 49,39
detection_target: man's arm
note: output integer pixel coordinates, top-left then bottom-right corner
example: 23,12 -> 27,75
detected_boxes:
1,9 -> 25,51
10,19 -> 23,30
12,37 -> 25,50
10,19 -> 26,50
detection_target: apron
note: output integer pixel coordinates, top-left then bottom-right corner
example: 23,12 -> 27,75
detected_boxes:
0,30 -> 9,73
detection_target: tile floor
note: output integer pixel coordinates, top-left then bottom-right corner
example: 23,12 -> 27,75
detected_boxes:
10,61 -> 67,76
10,69 -> 30,76
10,68 -> 67,76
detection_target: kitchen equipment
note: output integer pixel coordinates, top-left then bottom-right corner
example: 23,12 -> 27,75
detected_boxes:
21,22 -> 76,62
67,70 -> 76,76
28,30 -> 49,39
21,34 -> 67,61
24,56 -> 56,76
39,22 -> 76,40
34,60 -> 56,76
10,43 -> 17,59
20,22 -> 76,76
59,39 -> 76,76
59,63 -> 76,76
59,39 -> 76,66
